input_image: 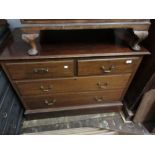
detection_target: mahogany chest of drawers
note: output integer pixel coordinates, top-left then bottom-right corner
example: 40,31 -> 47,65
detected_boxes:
0,25 -> 150,119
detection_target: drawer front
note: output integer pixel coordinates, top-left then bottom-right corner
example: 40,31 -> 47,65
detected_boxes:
5,60 -> 74,80
15,74 -> 130,96
23,90 -> 123,110
78,57 -> 140,76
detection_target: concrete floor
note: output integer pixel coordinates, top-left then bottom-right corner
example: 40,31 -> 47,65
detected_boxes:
21,112 -> 149,135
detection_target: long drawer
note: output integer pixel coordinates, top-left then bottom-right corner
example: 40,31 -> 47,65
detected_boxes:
78,57 -> 140,76
23,90 -> 123,110
4,60 -> 74,80
15,74 -> 130,96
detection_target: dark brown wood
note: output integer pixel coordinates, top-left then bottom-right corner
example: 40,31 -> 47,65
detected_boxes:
124,20 -> 155,113
23,90 -> 123,110
20,19 -> 150,55
21,19 -> 149,24
0,29 -> 150,61
115,55 -> 143,120
119,56 -> 143,99
78,57 -> 140,76
15,74 -> 130,96
4,60 -> 74,80
0,28 -> 150,119
25,102 -> 123,120
20,19 -> 150,32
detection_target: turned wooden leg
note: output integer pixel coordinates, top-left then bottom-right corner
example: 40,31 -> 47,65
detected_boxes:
114,29 -> 137,50
22,33 -> 39,56
114,29 -> 149,51
132,30 -> 149,51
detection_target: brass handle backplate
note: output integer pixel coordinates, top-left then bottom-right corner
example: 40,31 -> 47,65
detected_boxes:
40,85 -> 53,92
95,97 -> 104,102
33,68 -> 49,73
44,99 -> 56,106
101,65 -> 115,73
97,82 -> 108,89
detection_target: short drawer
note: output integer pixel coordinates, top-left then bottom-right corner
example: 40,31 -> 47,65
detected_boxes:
23,90 -> 123,110
15,74 -> 130,96
4,60 -> 74,80
78,57 -> 140,76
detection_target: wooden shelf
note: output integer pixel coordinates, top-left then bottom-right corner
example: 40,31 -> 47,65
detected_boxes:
0,29 -> 150,61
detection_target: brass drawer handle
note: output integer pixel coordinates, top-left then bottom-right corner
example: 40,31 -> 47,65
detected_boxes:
97,82 -> 108,89
33,68 -> 49,73
101,65 -> 115,73
1,112 -> 8,118
95,97 -> 104,102
44,99 -> 56,106
40,85 -> 53,92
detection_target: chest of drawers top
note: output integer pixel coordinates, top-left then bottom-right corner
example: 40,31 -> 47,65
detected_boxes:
21,19 -> 150,31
